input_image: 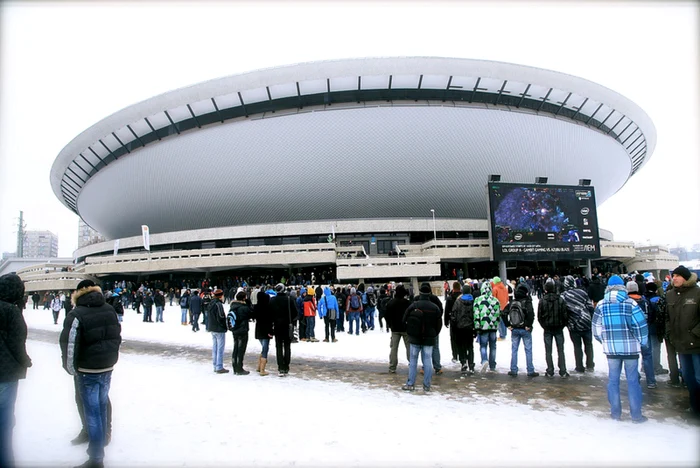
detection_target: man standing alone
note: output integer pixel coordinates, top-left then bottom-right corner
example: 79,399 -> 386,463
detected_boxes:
60,279 -> 122,467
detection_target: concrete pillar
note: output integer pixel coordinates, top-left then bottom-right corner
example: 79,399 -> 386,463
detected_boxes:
410,277 -> 419,297
499,261 -> 507,283
584,259 -> 592,278
462,261 -> 469,280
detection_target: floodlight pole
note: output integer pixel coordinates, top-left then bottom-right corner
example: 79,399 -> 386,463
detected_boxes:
430,209 -> 436,241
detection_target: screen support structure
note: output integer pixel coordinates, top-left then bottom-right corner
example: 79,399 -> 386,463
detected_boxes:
499,261 -> 507,285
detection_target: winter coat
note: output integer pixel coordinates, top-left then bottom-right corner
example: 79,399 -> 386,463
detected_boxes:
562,284 -> 594,332
588,277 -> 605,304
269,292 -> 297,337
444,290 -> 462,327
303,295 -> 317,317
107,296 -> 124,316
143,294 -> 154,307
474,282 -> 501,332
0,274 -> 32,382
451,295 -> 475,330
207,298 -> 228,333
492,282 -> 509,311
59,286 -> 122,375
665,273 -> 700,354
403,294 -> 442,346
346,293 -> 364,313
335,291 -> 347,312
189,294 -> 202,314
229,302 -> 252,336
385,297 -> 410,333
50,297 -> 62,312
593,286 -> 648,358
503,284 -> 534,329
537,291 -> 568,330
317,287 -> 339,320
253,292 -> 273,340
154,293 -> 165,307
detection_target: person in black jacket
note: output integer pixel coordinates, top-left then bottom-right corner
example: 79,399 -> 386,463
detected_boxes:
386,285 -> 411,373
228,291 -> 253,375
154,289 -> 165,322
60,279 -> 121,468
142,291 -> 154,322
402,283 -> 442,392
505,283 -> 539,377
253,290 -> 273,376
335,287 -> 346,333
444,281 -> 462,363
0,274 -> 32,468
537,280 -> 569,378
269,283 -> 296,376
587,275 -> 605,307
208,289 -> 229,374
414,284 -> 445,375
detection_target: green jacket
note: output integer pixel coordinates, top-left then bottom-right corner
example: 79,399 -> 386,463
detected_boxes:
665,273 -> 700,354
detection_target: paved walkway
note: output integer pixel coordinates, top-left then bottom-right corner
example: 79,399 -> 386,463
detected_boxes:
30,327 -> 697,426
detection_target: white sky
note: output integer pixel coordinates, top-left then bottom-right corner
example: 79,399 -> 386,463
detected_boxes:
0,1 -> 698,257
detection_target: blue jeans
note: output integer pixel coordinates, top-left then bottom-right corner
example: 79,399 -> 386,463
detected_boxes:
366,306 -> 376,329
432,335 -> 441,371
510,328 -> 535,374
640,339 -> 656,386
407,344 -> 434,389
678,353 -> 700,414
259,338 -> 270,359
498,318 -> 507,339
607,357 -> 643,420
181,308 -> 188,324
0,381 -> 18,468
211,332 -> 226,371
478,331 -> 497,370
77,371 -> 112,463
348,312 -> 360,335
155,306 -> 164,322
305,316 -> 316,339
117,314 -> 123,323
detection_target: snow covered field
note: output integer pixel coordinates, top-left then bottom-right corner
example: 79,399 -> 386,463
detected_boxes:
14,339 -> 700,467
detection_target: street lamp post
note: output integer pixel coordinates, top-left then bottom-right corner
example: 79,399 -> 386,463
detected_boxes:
430,209 -> 436,241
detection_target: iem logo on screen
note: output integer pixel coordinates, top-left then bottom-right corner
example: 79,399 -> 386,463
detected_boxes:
581,207 -> 590,215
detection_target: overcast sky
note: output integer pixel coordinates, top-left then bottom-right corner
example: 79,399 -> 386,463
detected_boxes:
0,1 -> 698,257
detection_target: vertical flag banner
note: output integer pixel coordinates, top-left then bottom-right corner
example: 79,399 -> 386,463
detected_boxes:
113,239 -> 120,256
141,225 -> 150,251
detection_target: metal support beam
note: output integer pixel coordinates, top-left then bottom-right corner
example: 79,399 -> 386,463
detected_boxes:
570,97 -> 588,120
126,125 -> 145,148
516,84 -> 531,108
112,132 -> 130,153
144,117 -> 161,140
606,114 -> 625,135
585,103 -> 603,124
237,92 -> 248,117
98,139 -> 117,161
554,92 -> 572,116
211,98 -> 224,123
537,88 -> 553,112
164,110 -> 180,134
88,147 -> 107,170
186,104 -> 201,128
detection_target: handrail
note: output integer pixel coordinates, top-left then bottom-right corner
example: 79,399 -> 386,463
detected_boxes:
336,256 -> 440,268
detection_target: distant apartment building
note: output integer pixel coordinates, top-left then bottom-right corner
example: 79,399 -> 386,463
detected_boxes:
23,230 -> 59,258
78,219 -> 106,249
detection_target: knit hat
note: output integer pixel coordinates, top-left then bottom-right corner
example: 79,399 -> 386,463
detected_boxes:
607,275 -> 624,286
626,281 -> 639,293
213,289 -> 224,297
275,283 -> 285,293
307,286 -> 315,296
76,279 -> 96,291
645,282 -> 658,293
367,286 -> 374,293
419,282 -> 432,294
350,287 -> 357,295
672,265 -> 691,281
492,276 -> 502,284
544,278 -> 555,292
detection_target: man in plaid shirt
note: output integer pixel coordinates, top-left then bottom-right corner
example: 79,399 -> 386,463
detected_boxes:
593,275 -> 648,423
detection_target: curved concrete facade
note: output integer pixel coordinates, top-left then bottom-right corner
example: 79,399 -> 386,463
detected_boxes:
51,57 -> 656,240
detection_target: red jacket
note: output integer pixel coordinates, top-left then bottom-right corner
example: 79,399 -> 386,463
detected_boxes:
303,297 -> 317,317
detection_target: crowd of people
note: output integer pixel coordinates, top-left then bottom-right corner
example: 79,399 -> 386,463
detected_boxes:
0,264 -> 698,467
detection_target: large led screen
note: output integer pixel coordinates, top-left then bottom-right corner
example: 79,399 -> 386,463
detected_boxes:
487,183 -> 601,261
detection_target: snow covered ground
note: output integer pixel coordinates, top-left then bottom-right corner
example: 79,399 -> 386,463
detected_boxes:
14,340 -> 700,467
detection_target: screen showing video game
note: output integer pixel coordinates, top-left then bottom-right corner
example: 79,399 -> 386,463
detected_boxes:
487,182 -> 601,261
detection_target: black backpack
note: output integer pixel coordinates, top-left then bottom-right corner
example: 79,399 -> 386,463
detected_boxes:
451,298 -> 474,329
507,301 -> 526,328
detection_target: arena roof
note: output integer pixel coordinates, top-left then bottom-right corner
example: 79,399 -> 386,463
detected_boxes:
50,57 -> 656,238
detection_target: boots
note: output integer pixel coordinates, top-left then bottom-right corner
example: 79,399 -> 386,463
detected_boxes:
71,429 -> 89,445
259,358 -> 269,376
256,356 -> 262,373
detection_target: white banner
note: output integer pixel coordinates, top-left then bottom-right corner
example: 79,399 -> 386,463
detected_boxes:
331,224 -> 335,239
113,239 -> 120,256
361,245 -> 368,258
141,225 -> 150,251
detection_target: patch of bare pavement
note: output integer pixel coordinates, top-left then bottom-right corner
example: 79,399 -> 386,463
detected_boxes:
30,327 -> 698,426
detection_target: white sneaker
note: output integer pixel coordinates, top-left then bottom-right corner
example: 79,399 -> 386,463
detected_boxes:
481,362 -> 489,373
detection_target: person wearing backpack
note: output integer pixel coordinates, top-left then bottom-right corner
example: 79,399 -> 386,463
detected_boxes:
386,285 -> 411,373
643,282 -> 669,375
208,289 -> 229,374
364,286 -> 378,331
345,287 -> 363,336
377,287 -> 391,333
335,287 -> 347,333
506,284 -> 539,377
562,275 -> 596,373
401,283 -> 442,392
318,287 -> 340,343
537,279 -> 569,378
228,291 -> 253,375
626,281 -> 657,389
474,281 -> 501,373
201,289 -> 213,330
451,283 -> 476,375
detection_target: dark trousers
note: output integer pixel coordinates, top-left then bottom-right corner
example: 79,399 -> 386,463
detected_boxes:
52,310 -> 60,324
336,310 -> 345,331
569,329 -> 594,371
324,317 -> 336,341
678,354 -> 700,414
665,338 -> 680,384
192,312 -> 200,331
74,375 -> 112,436
32,299 -> 38,309
544,328 -> 567,375
450,325 -> 458,360
455,328 -> 474,369
275,334 -> 292,372
232,334 -> 249,372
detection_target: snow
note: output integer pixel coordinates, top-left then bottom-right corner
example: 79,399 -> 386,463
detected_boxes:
14,340 -> 700,467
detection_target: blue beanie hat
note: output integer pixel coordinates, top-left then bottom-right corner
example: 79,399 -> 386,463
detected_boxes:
608,275 -> 624,286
